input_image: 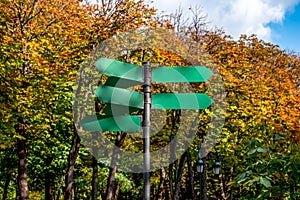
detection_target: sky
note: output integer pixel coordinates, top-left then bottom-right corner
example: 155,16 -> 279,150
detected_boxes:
150,0 -> 300,53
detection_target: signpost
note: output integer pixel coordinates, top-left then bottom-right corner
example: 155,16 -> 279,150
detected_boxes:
80,57 -> 214,200
142,62 -> 151,200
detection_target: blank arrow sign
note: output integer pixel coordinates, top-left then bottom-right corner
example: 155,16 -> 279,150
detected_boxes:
94,85 -> 143,108
153,66 -> 213,83
152,93 -> 214,110
94,57 -> 142,82
80,115 -> 141,132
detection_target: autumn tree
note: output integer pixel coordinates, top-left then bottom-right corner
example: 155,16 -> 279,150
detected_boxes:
0,0 -> 93,199
195,30 -> 300,199
0,0 -> 162,199
1,0 -> 299,199
148,6 -> 300,199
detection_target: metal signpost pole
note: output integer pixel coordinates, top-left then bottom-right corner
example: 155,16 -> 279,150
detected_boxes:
142,62 -> 151,200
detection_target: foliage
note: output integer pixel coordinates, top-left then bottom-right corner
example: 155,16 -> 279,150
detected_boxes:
200,31 -> 300,199
0,0 -> 161,198
0,0 -> 299,199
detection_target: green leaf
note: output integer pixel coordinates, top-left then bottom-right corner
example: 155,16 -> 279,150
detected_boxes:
259,177 -> 271,188
247,149 -> 257,155
257,147 -> 268,153
246,170 -> 253,175
237,172 -> 246,182
237,172 -> 251,184
273,134 -> 284,141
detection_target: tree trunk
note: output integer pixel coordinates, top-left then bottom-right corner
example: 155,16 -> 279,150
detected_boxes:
106,164 -> 117,200
220,173 -> 229,200
2,171 -> 11,200
91,156 -> 98,200
173,151 -> 187,200
15,178 -> 19,200
168,163 -> 174,199
17,138 -> 29,200
155,167 -> 166,200
169,134 -> 178,200
186,150 -> 195,200
55,186 -> 61,200
91,92 -> 99,200
73,186 -> 78,200
45,155 -> 54,200
169,110 -> 200,200
45,175 -> 53,200
113,183 -> 119,200
164,173 -> 171,200
105,132 -> 126,200
202,157 -> 208,200
64,130 -> 81,200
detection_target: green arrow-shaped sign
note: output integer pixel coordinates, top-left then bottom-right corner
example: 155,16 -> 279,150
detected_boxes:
153,66 -> 213,83
80,115 -> 141,132
94,85 -> 213,110
95,58 -> 213,84
153,93 -> 213,110
81,58 -> 214,132
102,103 -> 140,116
95,58 -> 142,82
94,85 -> 143,108
104,76 -> 141,88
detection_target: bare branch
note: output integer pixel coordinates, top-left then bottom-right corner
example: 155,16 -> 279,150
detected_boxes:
22,0 -> 41,27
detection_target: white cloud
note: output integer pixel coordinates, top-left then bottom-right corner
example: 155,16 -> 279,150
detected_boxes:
151,0 -> 300,41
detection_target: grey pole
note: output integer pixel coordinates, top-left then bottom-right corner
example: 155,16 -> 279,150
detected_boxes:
142,62 -> 151,200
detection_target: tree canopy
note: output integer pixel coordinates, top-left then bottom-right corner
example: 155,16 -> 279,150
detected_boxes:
0,0 -> 299,200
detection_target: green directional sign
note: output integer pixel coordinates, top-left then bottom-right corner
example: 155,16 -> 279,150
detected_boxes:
102,103 -> 140,116
104,76 -> 141,88
152,93 -> 213,110
153,66 -> 213,83
94,85 -> 213,110
94,85 -> 143,108
80,115 -> 141,132
95,58 -> 142,82
81,57 -> 215,200
94,57 -> 213,84
80,57 -> 214,132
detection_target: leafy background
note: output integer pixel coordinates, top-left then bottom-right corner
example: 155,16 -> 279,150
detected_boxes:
0,0 -> 299,199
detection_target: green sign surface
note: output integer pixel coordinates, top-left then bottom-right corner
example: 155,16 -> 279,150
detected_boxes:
153,66 -> 213,83
80,57 -> 214,132
80,115 -> 141,132
95,58 -> 213,83
94,85 -> 143,108
104,76 -> 141,88
152,93 -> 213,110
94,85 -> 213,110
95,58 -> 142,82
